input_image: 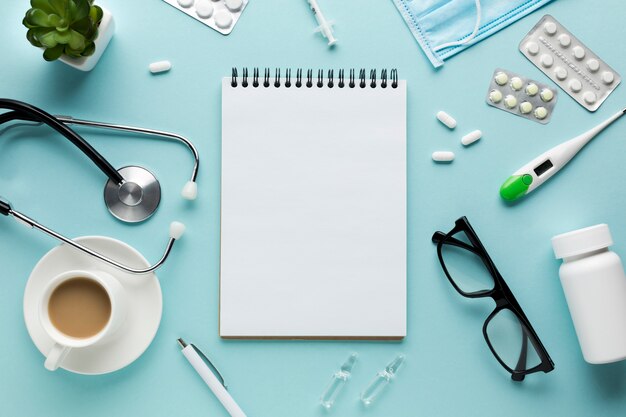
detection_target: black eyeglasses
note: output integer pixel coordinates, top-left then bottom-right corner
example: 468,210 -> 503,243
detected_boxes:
432,217 -> 554,381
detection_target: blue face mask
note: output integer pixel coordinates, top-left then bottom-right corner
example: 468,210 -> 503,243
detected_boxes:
393,0 -> 555,68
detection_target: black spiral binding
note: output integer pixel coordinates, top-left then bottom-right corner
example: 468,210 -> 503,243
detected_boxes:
231,68 -> 399,89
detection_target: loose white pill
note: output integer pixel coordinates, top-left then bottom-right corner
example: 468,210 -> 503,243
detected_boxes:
572,45 -> 585,60
510,77 -> 523,91
526,41 -> 540,55
432,151 -> 455,162
583,91 -> 597,104
544,21 -> 557,35
601,71 -> 615,84
525,83 -> 539,96
436,111 -> 457,129
225,0 -> 243,11
214,10 -> 233,28
534,106 -> 548,120
461,130 -> 482,146
177,0 -> 194,7
540,88 -> 554,102
489,89 -> 503,103
558,34 -> 571,47
195,0 -> 214,18
554,66 -> 568,80
519,101 -> 533,114
494,71 -> 509,86
149,60 -> 172,74
569,79 -> 582,92
540,54 -> 554,68
504,95 -> 517,109
586,58 -> 600,72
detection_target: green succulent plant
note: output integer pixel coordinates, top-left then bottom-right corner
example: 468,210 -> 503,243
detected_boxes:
23,0 -> 104,62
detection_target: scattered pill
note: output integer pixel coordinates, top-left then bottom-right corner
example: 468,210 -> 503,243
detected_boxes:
601,71 -> 615,85
225,0 -> 243,11
494,71 -> 509,86
461,130 -> 482,146
569,79 -> 582,92
583,91 -> 597,105
489,89 -> 503,103
510,77 -> 523,91
525,83 -> 539,96
149,60 -> 172,74
177,0 -> 194,7
534,106 -> 548,120
195,0 -> 214,18
526,41 -> 540,55
543,21 -> 557,35
558,34 -> 571,47
586,58 -> 600,72
504,95 -> 518,109
519,101 -> 533,114
214,10 -> 233,28
540,54 -> 554,68
554,67 -> 568,81
572,45 -> 585,60
432,151 -> 455,162
540,88 -> 554,102
436,111 -> 457,129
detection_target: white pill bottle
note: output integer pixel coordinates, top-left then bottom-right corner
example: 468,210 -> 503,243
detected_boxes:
552,224 -> 626,364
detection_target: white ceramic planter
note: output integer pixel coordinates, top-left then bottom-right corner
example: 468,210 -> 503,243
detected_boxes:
58,7 -> 115,71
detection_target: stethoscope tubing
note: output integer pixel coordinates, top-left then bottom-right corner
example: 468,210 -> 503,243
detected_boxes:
56,116 -> 200,183
0,108 -> 199,184
0,99 -> 124,184
2,201 -> 179,275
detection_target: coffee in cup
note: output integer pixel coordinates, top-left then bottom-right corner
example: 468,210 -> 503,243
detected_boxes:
39,270 -> 128,371
48,277 -> 112,339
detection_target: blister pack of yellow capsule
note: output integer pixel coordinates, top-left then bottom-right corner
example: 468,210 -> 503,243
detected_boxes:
486,68 -> 558,124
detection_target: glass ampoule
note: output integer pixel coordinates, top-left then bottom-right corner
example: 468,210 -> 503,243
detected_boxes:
320,353 -> 358,409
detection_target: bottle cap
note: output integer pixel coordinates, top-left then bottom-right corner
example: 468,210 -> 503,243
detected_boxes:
552,224 -> 613,259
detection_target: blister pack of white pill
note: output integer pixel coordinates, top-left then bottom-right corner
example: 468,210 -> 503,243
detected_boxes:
519,15 -> 621,112
162,0 -> 249,35
486,68 -> 557,124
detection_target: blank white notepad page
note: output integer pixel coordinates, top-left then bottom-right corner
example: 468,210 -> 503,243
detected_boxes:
220,76 -> 406,338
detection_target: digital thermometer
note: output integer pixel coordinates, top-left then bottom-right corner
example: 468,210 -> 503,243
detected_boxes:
500,107 -> 626,201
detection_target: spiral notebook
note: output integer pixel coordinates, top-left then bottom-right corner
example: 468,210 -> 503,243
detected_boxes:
220,68 -> 406,339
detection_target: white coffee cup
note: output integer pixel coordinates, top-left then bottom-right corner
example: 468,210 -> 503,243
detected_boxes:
39,270 -> 128,371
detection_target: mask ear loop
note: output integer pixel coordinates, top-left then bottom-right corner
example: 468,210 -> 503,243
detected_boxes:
432,0 -> 482,52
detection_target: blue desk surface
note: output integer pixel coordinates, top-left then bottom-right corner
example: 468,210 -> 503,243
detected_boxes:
2,0 -> 626,416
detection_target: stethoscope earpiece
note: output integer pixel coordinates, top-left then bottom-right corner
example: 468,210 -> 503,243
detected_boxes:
181,181 -> 198,200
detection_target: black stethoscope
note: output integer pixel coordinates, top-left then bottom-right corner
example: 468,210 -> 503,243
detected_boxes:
0,99 -> 200,274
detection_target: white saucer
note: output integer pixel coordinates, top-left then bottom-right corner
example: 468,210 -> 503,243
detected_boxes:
23,236 -> 162,375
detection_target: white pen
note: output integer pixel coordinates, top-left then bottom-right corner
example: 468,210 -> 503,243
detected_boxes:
177,338 -> 247,417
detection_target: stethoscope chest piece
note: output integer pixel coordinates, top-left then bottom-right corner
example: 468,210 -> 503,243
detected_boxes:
104,166 -> 161,223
